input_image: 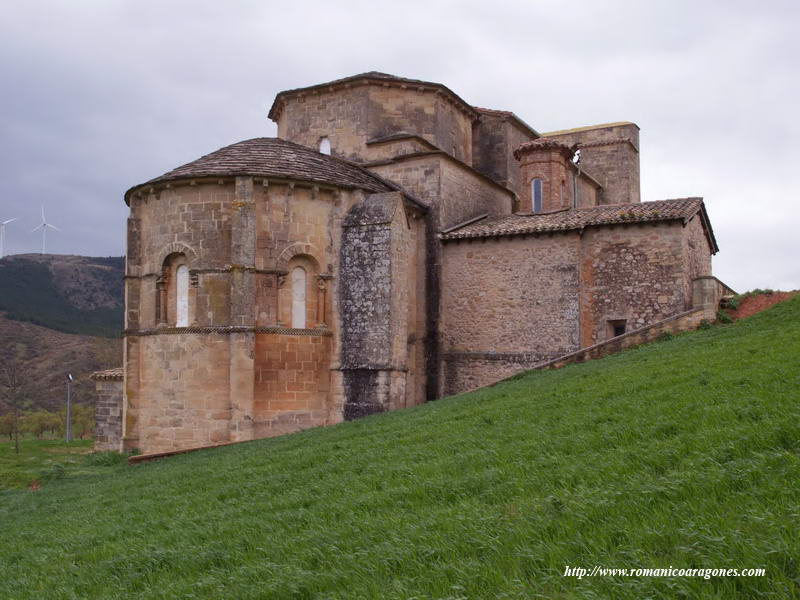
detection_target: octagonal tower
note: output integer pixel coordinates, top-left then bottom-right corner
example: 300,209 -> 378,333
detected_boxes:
121,138 -> 427,454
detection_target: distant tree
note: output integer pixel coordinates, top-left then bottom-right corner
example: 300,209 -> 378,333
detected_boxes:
46,411 -> 62,437
0,360 -> 34,454
23,411 -> 52,439
0,413 -> 13,440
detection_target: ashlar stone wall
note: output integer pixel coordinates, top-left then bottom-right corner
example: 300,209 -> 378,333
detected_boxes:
339,192 -> 421,418
364,136 -> 437,163
93,376 -> 123,451
683,214 -> 714,293
472,114 -> 537,199
131,333 -> 232,452
274,82 -> 475,166
123,172 -> 428,454
276,86 -> 370,162
367,87 -> 474,165
253,332 -> 333,438
579,221 -> 690,345
440,217 -> 713,395
440,232 -> 581,395
369,153 -> 514,399
545,123 -> 640,205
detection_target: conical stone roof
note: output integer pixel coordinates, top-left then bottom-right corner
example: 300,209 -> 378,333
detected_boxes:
125,137 -> 393,202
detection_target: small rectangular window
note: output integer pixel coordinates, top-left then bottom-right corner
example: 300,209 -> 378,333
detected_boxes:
608,319 -> 627,338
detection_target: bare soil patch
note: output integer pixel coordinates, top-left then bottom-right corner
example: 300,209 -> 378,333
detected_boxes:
726,291 -> 799,320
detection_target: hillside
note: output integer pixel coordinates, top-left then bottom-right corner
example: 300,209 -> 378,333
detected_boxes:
1,298 -> 799,598
0,316 -> 120,412
0,254 -> 124,337
0,254 -> 124,412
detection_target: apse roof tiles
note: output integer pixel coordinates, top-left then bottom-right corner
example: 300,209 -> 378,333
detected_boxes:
127,137 -> 393,199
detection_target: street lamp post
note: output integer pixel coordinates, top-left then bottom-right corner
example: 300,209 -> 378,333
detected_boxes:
66,373 -> 73,442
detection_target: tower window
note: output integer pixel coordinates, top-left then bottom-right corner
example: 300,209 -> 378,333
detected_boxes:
319,137 -> 331,155
532,178 -> 543,213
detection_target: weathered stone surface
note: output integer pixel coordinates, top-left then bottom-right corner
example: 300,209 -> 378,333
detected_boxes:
542,122 -> 641,205
340,196 -> 396,369
472,109 -> 538,200
440,214 -> 715,394
271,73 -> 476,165
103,72 -> 723,455
339,192 -> 416,418
440,232 -> 581,395
92,374 -> 123,451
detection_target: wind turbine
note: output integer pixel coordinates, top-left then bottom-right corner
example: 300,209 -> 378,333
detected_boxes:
0,218 -> 17,259
31,206 -> 60,254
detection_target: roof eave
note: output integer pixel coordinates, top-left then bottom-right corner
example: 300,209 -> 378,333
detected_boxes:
475,107 -> 541,139
441,214 -> 691,242
696,201 -> 720,254
124,173 -> 386,206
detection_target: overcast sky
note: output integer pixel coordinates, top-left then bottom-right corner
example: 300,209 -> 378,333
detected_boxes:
0,0 -> 797,291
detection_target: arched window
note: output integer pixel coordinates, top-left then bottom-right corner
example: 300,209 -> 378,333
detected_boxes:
319,137 -> 331,155
291,266 -> 307,328
158,252 -> 190,327
176,264 -> 189,327
531,178 -> 543,213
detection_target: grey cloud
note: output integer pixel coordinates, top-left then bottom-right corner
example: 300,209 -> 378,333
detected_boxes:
0,0 -> 797,291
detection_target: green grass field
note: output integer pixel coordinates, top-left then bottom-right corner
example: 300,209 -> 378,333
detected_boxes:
1,299 -> 798,599
0,437 -> 98,489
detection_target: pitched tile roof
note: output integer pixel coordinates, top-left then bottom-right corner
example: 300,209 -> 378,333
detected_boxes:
441,198 -> 718,252
91,367 -> 123,381
125,138 -> 393,201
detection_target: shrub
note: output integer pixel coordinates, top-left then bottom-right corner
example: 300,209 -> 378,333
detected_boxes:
724,295 -> 740,310
84,451 -> 128,467
38,463 -> 66,482
716,310 -> 733,324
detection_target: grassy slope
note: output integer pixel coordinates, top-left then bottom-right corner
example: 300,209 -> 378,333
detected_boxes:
1,299 -> 799,599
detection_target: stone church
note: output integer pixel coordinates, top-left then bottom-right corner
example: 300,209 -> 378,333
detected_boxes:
93,72 -> 729,454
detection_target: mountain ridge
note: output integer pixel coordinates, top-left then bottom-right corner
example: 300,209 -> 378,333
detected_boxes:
0,253 -> 124,337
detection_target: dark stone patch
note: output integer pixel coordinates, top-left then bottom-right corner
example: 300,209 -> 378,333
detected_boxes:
342,369 -> 386,420
339,195 -> 400,369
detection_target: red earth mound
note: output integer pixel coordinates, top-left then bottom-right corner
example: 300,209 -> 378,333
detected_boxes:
725,291 -> 799,321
